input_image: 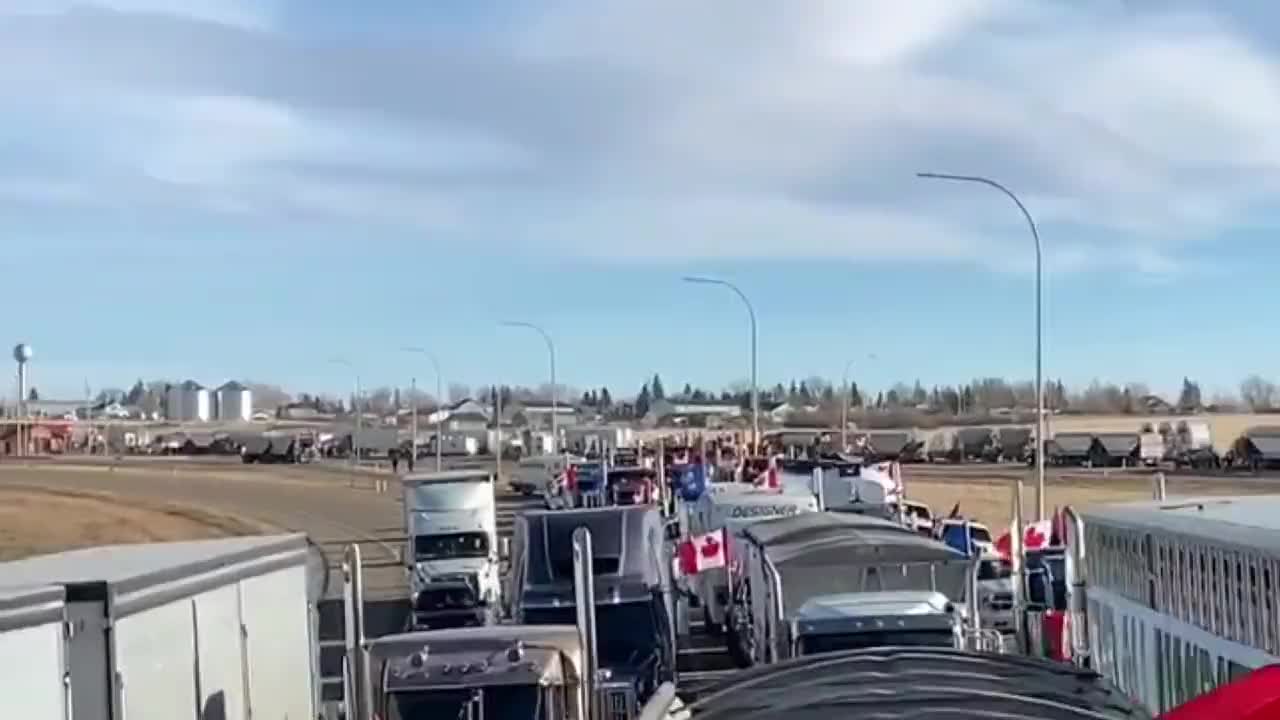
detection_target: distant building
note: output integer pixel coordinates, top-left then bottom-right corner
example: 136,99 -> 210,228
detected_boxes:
215,381 -> 253,422
644,399 -> 743,427
165,380 -> 211,422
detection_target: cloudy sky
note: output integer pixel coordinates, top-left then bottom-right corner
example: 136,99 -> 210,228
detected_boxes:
2,1 -> 1277,400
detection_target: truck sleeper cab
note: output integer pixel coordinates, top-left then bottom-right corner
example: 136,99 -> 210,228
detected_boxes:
509,506 -> 675,715
369,625 -> 584,720
733,512 -> 977,665
401,470 -> 502,615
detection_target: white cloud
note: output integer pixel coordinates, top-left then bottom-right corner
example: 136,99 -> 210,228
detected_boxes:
0,1 -> 1278,273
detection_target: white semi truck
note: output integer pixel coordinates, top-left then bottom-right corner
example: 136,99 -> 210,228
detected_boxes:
400,469 -> 503,623
729,512 -> 983,665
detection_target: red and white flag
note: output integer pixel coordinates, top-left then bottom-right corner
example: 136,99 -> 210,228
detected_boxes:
754,456 -> 780,490
678,530 -> 727,575
994,520 -> 1053,560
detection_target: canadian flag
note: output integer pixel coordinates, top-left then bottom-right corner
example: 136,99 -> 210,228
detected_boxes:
994,519 -> 1053,560
678,530 -> 727,575
754,456 -> 780,490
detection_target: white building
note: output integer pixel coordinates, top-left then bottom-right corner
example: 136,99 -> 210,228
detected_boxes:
165,380 -> 211,422
215,381 -> 253,422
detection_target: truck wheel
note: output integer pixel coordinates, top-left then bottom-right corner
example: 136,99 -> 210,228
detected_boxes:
703,605 -> 723,636
725,621 -> 752,668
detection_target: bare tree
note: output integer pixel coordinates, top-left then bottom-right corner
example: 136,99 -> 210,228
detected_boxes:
402,386 -> 437,409
1240,375 -> 1277,411
246,382 -> 292,412
363,386 -> 396,415
447,383 -> 472,403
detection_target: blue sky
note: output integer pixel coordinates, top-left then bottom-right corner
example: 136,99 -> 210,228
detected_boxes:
3,1 -> 1280,402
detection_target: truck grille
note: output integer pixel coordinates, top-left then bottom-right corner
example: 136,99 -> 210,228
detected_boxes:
986,592 -> 1014,611
599,682 -> 637,720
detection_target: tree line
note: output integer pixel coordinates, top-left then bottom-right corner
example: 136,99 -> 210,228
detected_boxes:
45,373 -> 1280,420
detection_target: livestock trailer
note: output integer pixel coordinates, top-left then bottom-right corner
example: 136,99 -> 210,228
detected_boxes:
0,534 -> 317,720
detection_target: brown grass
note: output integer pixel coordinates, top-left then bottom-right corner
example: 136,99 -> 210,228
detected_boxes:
905,473 -> 1278,529
0,485 -> 271,562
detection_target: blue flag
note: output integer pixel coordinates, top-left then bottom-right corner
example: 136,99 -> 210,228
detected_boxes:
678,463 -> 706,502
940,522 -> 977,558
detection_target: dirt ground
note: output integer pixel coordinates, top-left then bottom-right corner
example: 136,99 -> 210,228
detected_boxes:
0,486 -> 266,562
905,473 -> 1278,528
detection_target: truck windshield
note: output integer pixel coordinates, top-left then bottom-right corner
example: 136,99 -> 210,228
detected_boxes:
414,532 -> 489,561
799,629 -> 955,655
387,686 -> 550,720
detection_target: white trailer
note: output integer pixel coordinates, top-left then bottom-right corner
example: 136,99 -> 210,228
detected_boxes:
0,585 -> 68,720
685,488 -> 818,632
0,534 -> 317,720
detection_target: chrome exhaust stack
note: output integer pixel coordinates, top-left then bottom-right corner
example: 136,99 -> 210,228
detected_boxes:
1152,471 -> 1167,501
1009,475 -> 1026,654
573,527 -> 600,720
810,466 -> 825,511
1061,506 -> 1090,668
342,544 -> 373,720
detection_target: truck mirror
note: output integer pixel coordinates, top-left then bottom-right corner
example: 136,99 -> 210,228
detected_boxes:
664,521 -> 680,542
499,536 -> 511,562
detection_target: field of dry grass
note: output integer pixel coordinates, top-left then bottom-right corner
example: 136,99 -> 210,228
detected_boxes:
0,485 -> 267,561
904,471 -> 1279,529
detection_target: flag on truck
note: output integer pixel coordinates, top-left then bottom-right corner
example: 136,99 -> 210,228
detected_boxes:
994,519 -> 1054,560
678,529 -> 727,575
754,455 -> 781,490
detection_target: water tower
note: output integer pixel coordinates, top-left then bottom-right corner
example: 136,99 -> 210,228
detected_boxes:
13,343 -> 32,407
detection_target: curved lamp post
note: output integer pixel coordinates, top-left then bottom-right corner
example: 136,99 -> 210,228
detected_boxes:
916,171 -> 1046,521
501,321 -> 558,453
683,276 -> 759,452
401,346 -> 444,471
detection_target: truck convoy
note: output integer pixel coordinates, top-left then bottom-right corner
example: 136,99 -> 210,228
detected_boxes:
344,522 -> 677,720
400,469 -> 502,629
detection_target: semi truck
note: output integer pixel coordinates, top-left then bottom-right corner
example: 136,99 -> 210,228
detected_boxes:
342,526 -> 675,720
728,512 -> 981,665
508,505 -> 675,714
400,469 -> 502,628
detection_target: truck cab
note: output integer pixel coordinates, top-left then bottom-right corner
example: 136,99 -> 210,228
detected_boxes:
509,506 -> 675,715
368,626 -> 585,720
400,470 -> 502,619
791,590 -> 963,656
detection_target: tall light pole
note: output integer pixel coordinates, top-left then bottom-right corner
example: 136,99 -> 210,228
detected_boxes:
501,321 -> 558,453
841,358 -> 856,451
330,358 -> 362,470
683,276 -> 759,452
401,347 -> 443,471
917,171 -> 1046,521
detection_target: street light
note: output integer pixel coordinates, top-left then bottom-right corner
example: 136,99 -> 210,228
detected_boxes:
329,357 -> 362,471
501,321 -> 558,453
839,353 -> 878,451
683,276 -> 759,452
401,347 -> 443,471
916,171 -> 1046,521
